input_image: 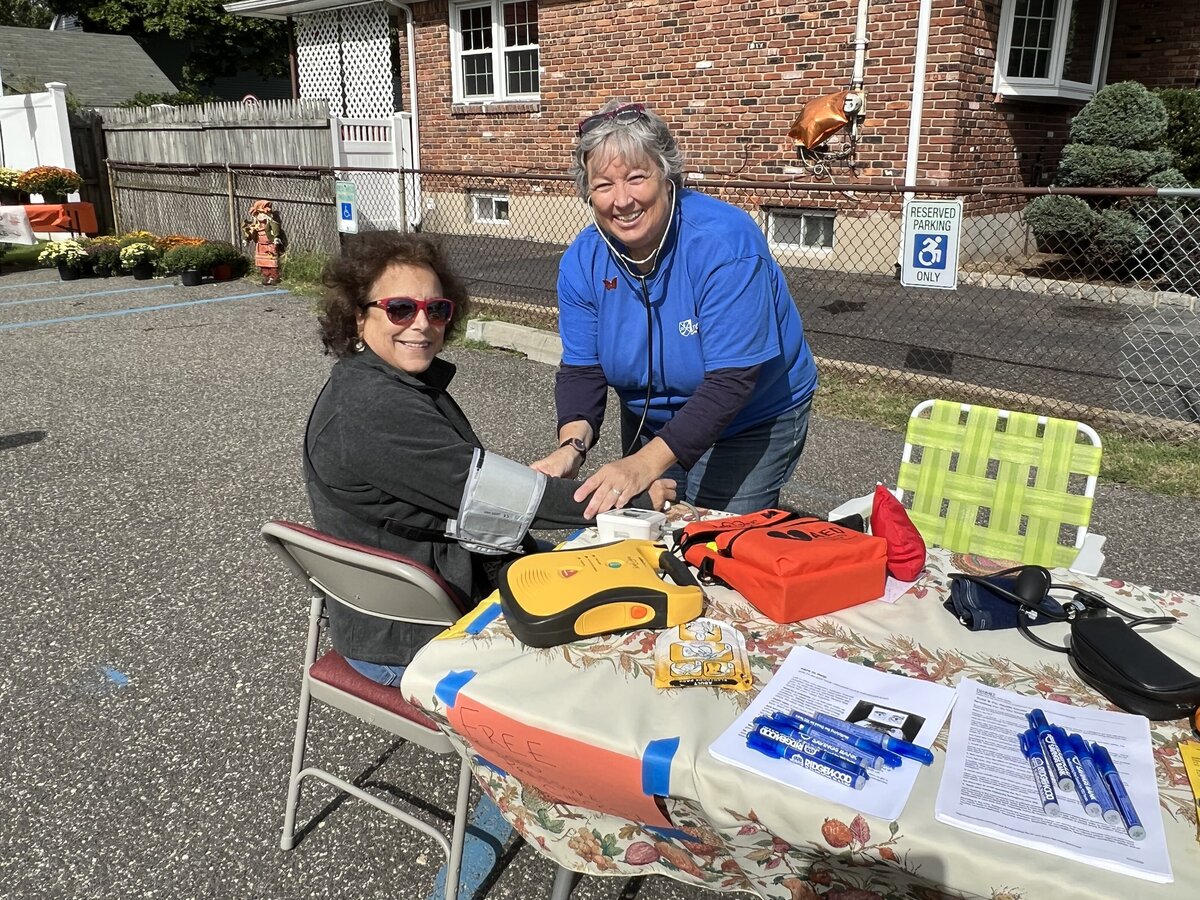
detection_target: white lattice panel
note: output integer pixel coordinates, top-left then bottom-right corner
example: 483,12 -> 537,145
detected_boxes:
296,3 -> 393,119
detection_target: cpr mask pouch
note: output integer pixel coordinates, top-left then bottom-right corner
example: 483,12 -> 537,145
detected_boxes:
446,448 -> 546,555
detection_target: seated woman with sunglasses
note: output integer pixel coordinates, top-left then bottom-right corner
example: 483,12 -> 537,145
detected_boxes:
305,232 -> 674,686
532,100 -> 818,517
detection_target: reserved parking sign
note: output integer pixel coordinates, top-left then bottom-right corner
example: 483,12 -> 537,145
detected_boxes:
900,198 -> 962,290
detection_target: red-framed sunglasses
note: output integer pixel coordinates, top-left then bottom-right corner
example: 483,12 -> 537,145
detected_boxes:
577,103 -> 647,137
363,297 -> 456,326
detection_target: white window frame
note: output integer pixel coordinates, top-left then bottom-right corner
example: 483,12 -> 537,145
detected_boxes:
994,0 -> 1116,102
449,1 -> 540,104
766,209 -> 835,253
471,192 -> 510,225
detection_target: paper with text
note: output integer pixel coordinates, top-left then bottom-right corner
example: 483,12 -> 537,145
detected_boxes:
708,646 -> 955,819
935,680 -> 1171,883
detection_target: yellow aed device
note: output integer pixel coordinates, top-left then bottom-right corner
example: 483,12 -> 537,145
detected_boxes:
498,540 -> 705,648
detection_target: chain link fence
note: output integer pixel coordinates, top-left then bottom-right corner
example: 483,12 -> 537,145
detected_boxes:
106,161 -> 1200,442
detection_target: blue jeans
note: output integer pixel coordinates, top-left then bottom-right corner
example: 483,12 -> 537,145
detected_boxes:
345,656 -> 406,687
621,398 -> 811,514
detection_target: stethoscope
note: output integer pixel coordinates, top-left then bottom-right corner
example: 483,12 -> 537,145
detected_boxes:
588,178 -> 679,456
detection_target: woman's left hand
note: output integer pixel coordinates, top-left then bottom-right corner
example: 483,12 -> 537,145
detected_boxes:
574,438 -> 678,518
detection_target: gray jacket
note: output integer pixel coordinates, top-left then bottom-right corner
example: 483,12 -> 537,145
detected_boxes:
304,348 -> 652,664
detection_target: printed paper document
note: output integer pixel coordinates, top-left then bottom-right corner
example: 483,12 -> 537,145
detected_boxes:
708,646 -> 955,819
935,679 -> 1171,883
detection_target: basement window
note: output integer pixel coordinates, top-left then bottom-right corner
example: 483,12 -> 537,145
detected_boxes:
471,192 -> 510,224
767,209 -> 834,251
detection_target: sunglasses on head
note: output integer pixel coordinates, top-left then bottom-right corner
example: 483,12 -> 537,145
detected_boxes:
577,103 -> 647,137
364,297 -> 455,326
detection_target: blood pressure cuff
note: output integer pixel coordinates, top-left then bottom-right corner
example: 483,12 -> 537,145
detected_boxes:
1069,615 -> 1200,723
445,448 -> 546,556
944,573 -> 1067,631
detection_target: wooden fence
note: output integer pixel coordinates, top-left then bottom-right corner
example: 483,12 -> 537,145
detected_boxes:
101,99 -> 333,167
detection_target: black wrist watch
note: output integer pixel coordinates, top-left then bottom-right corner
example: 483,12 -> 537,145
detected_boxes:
558,437 -> 588,460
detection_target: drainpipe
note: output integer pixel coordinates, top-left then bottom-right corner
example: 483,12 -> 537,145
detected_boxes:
384,1 -> 422,228
850,0 -> 869,90
902,0 -> 933,200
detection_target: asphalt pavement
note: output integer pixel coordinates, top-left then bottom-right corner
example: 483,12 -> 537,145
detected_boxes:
1,268 -> 1197,900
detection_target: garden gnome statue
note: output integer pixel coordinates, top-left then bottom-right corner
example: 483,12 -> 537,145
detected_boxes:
242,199 -> 283,285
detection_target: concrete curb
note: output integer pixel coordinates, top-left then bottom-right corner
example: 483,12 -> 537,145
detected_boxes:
466,318 -> 563,365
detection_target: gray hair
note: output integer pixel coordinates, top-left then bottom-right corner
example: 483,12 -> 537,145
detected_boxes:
570,99 -> 685,200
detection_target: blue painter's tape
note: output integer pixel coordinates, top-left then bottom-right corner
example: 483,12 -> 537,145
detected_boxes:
464,601 -> 501,634
642,736 -> 679,796
100,665 -> 130,687
434,669 -> 476,709
471,754 -> 509,780
566,527 -> 586,541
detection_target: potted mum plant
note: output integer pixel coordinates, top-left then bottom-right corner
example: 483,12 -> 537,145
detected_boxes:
204,241 -> 246,281
161,243 -> 208,286
17,166 -> 83,204
86,237 -> 122,277
120,241 -> 160,280
0,167 -> 25,205
38,239 -> 89,280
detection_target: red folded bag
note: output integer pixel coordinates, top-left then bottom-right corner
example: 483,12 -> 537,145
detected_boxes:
871,484 -> 927,581
679,510 -> 887,623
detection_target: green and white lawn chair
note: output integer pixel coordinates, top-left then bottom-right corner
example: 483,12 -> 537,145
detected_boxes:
829,399 -> 1106,575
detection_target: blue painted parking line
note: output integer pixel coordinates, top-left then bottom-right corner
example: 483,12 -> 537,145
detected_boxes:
0,289 -> 289,331
0,277 -> 59,293
426,794 -> 514,900
0,282 -> 177,308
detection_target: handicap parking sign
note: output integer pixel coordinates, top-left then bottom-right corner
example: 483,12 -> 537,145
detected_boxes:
912,234 -> 947,270
335,180 -> 359,234
900,198 -> 962,289
340,202 -> 353,221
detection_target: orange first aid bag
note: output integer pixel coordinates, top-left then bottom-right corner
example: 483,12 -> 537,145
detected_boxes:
678,509 -> 887,623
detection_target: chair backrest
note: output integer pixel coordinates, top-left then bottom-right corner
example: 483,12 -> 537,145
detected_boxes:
896,399 -> 1103,568
262,520 -> 467,626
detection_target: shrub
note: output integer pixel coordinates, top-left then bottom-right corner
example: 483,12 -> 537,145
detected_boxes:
1156,88 -> 1200,184
1068,82 -> 1168,149
1056,145 -> 1173,187
17,165 -> 82,197
160,243 -> 209,275
1023,195 -> 1098,251
1091,208 -> 1148,262
38,239 -> 88,267
202,241 -> 248,275
119,242 -> 160,269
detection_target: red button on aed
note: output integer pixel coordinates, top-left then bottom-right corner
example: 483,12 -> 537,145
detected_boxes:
631,605 -> 648,619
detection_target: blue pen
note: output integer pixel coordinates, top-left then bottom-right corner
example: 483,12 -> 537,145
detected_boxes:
753,716 -> 889,770
1053,727 -> 1101,817
1090,742 -> 1146,841
763,712 -> 901,769
747,729 -> 869,789
753,722 -> 876,774
1067,733 -> 1122,827
1027,710 -> 1074,792
1019,730 -> 1061,815
812,711 -> 935,766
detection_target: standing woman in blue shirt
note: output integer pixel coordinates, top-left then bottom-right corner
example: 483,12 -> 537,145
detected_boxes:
532,99 -> 818,516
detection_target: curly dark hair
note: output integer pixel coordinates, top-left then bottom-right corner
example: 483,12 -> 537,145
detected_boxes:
317,231 -> 472,357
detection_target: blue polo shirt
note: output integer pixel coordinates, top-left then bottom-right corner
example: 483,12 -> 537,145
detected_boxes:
558,188 -> 817,438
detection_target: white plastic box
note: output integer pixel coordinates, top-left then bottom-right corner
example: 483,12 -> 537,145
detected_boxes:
596,508 -> 668,542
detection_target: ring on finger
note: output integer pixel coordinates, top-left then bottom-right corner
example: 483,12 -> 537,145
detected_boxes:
611,487 -> 622,495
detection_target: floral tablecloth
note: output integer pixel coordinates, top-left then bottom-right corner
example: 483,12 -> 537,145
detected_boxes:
403,543 -> 1199,900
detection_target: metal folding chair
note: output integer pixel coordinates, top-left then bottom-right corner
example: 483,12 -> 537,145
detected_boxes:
261,520 -> 473,900
830,399 -> 1106,575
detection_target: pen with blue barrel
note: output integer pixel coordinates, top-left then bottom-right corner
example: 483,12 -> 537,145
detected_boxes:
753,715 -> 892,770
1019,730 -> 1061,816
1027,709 -> 1074,793
1066,733 -> 1122,826
747,727 -> 870,790
762,712 -> 902,769
1090,742 -> 1146,841
1053,726 -> 1102,818
811,711 -> 935,766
